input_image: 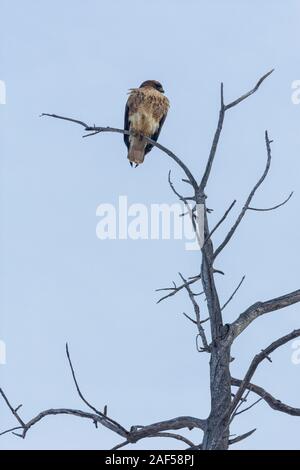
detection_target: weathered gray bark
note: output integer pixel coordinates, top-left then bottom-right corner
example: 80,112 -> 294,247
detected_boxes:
199,210 -> 231,450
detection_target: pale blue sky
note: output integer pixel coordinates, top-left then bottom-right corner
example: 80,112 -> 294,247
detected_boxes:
1,0 -> 300,449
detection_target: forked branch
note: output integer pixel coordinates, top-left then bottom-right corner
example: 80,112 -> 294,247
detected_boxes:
214,131 -> 273,259
231,377 -> 300,416
230,329 -> 300,416
199,69 -> 274,193
156,274 -> 201,304
0,345 -> 206,448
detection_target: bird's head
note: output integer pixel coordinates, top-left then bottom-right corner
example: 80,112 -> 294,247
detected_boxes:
139,80 -> 165,93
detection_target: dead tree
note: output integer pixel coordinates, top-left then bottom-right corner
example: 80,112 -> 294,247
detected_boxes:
1,70 -> 300,450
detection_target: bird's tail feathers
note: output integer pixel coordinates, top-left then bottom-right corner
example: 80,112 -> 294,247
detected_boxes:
128,137 -> 146,165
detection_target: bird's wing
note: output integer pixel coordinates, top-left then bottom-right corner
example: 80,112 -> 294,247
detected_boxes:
144,113 -> 167,155
123,102 -> 130,150
123,91 -> 144,150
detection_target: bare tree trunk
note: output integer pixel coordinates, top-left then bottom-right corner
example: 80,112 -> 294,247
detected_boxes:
203,343 -> 231,449
200,211 -> 231,450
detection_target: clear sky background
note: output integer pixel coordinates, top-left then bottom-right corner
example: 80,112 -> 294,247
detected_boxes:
1,0 -> 300,450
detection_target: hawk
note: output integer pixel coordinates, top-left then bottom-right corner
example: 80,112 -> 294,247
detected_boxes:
124,80 -> 169,166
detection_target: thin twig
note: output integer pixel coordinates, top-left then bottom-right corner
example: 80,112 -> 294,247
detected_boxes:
234,397 -> 263,417
183,312 -> 209,325
228,428 -> 256,445
221,275 -> 245,311
179,273 -> 209,351
40,113 -> 89,128
182,312 -> 197,324
168,171 -> 198,239
0,389 -> 25,427
65,343 -> 102,415
0,426 -> 23,437
225,69 -> 274,110
203,200 -> 237,246
214,130 -> 272,259
248,191 -> 293,211
156,275 -> 201,304
111,440 -> 130,450
230,390 -> 251,423
65,343 -> 128,435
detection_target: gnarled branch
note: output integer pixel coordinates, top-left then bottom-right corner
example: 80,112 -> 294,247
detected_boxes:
231,378 -> 300,416
230,329 -> 300,416
0,346 -> 206,446
230,289 -> 300,340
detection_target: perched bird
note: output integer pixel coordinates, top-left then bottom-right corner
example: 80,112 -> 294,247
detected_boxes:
124,80 -> 169,166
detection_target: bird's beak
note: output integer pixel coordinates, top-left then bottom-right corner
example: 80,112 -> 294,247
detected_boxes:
161,88 -> 165,93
